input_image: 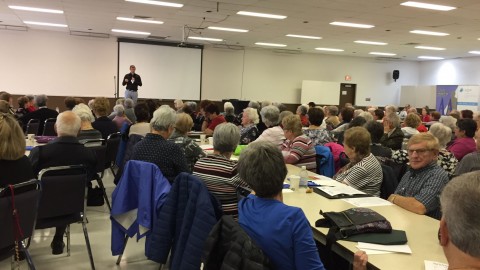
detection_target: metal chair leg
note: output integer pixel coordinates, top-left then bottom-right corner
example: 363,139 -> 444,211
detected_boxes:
115,235 -> 129,265
21,242 -> 36,270
82,222 -> 96,270
110,166 -> 116,177
96,176 -> 111,211
66,225 -> 71,257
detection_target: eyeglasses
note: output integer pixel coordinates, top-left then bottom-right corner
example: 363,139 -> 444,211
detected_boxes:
407,148 -> 431,155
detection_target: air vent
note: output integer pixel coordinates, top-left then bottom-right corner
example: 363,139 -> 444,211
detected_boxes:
70,30 -> 109,38
375,56 -> 403,61
272,49 -> 302,54
133,15 -> 152,19
147,35 -> 168,40
212,44 -> 245,50
404,42 -> 421,46
0,24 -> 27,31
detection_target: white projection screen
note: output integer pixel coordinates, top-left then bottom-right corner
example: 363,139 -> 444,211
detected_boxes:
118,40 -> 202,100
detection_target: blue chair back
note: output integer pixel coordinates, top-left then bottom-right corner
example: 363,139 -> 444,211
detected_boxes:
315,145 -> 335,177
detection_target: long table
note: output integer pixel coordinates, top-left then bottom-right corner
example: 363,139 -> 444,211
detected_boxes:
283,164 -> 447,270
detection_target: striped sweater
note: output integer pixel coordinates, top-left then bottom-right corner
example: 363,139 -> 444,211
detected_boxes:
193,154 -> 250,220
281,135 -> 316,171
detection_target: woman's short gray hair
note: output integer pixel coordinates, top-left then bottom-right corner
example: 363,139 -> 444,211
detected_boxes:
113,104 -> 125,116
224,102 -> 235,116
440,172 -> 480,258
297,105 -> 308,115
359,111 -> 374,122
243,107 -> 259,124
260,105 -> 280,127
186,101 -> 197,111
35,94 -> 48,107
429,123 -> 452,148
261,100 -> 272,108
72,103 -> 95,122
150,105 -> 176,132
439,115 -> 457,131
385,112 -> 400,128
248,101 -> 260,109
238,141 -> 287,198
354,109 -> 364,118
213,123 -> 240,153
124,98 -> 134,109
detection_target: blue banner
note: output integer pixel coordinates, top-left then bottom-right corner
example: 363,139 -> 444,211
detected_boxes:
436,85 -> 457,115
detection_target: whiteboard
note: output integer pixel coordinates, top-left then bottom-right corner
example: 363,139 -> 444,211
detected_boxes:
301,80 -> 340,105
400,85 -> 436,108
119,41 -> 202,100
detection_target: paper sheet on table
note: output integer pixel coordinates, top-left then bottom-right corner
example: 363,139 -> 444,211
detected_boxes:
200,144 -> 213,150
424,260 -> 448,270
343,197 -> 393,207
356,247 -> 393,255
316,185 -> 366,196
282,189 -> 294,193
309,179 -> 343,187
357,242 -> 412,254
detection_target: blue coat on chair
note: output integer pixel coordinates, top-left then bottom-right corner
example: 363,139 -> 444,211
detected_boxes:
110,160 -> 171,256
146,172 -> 222,270
315,145 -> 335,178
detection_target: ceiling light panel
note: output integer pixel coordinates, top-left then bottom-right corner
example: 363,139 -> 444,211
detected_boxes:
415,46 -> 445,50
354,40 -> 387,45
237,11 -> 287,19
125,0 -> 183,8
9,5 -> 63,14
418,56 -> 444,59
369,52 -> 396,56
112,29 -> 151,35
400,1 -> 456,11
189,36 -> 223,42
286,34 -> 321,40
24,21 -> 67,27
255,42 -> 287,47
330,22 -> 374,28
468,51 -> 480,55
117,17 -> 164,24
207,26 -> 248,33
315,48 -> 344,52
410,30 -> 449,36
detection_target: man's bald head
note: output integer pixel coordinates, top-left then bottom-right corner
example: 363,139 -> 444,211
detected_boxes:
55,111 -> 81,137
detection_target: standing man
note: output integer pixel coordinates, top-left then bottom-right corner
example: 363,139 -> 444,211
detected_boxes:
122,64 -> 142,104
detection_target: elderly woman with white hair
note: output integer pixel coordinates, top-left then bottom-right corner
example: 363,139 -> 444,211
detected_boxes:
112,104 -> 132,129
72,103 -> 102,144
124,98 -> 137,124
131,105 -> 188,183
296,104 -> 309,127
223,102 -> 236,123
254,105 -> 285,148
240,107 -> 260,144
380,112 -> 404,150
193,123 -> 250,220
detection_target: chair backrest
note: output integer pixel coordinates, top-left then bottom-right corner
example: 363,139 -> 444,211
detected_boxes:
36,165 -> 87,220
42,118 -> 57,136
105,132 -> 121,168
26,119 -> 40,135
0,180 -> 41,249
380,164 -> 398,200
82,138 -> 105,148
88,144 -> 107,174
315,145 -> 335,177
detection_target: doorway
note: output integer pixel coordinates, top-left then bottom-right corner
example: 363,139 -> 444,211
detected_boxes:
339,83 -> 356,106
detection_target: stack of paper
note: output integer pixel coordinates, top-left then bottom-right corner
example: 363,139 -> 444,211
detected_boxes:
317,185 -> 366,196
309,179 -> 342,187
342,197 -> 393,207
357,242 -> 412,255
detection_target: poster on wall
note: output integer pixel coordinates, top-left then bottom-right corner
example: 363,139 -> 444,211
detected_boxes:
456,85 -> 480,112
436,85 -> 458,115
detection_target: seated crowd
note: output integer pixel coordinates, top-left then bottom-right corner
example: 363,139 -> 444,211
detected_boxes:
2,89 -> 480,269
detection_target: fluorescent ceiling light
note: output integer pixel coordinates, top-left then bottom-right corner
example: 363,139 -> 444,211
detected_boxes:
415,46 -> 445,50
330,21 -> 374,28
400,1 -> 456,11
117,17 -> 164,24
286,34 -> 321,40
369,52 -> 396,56
315,47 -> 344,52
9,5 -> 63,14
125,0 -> 183,8
112,29 -> 151,35
410,30 -> 449,36
207,26 -> 248,33
354,40 -> 387,45
469,51 -> 480,55
189,36 -> 223,42
24,21 -> 67,28
237,11 -> 286,19
255,42 -> 287,47
418,56 -> 444,60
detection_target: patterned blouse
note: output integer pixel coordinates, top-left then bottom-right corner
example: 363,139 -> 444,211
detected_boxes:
391,149 -> 458,177
303,128 -> 334,146
168,131 -> 207,173
240,125 -> 259,145
281,135 -> 316,171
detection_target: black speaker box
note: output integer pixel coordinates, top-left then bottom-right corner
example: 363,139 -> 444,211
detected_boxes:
393,70 -> 400,81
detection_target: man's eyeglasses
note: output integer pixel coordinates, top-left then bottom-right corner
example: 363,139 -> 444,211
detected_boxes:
407,148 -> 431,155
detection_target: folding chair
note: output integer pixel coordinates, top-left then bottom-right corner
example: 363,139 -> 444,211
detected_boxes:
0,180 -> 41,270
104,132 -> 121,177
42,118 -> 57,136
84,140 -> 111,211
25,119 -> 39,136
35,165 -> 95,270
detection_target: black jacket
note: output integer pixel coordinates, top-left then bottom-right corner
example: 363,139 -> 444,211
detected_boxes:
122,73 -> 142,91
203,215 -> 271,270
20,107 -> 58,135
380,127 -> 404,150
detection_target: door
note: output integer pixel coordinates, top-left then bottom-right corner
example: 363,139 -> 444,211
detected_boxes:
339,83 -> 356,107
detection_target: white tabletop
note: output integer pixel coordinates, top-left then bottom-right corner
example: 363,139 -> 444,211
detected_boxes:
283,164 -> 447,270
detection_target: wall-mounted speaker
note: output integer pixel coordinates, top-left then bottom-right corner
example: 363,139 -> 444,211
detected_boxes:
393,70 -> 400,82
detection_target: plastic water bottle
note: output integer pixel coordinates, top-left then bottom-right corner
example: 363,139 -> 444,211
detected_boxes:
299,166 -> 308,187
